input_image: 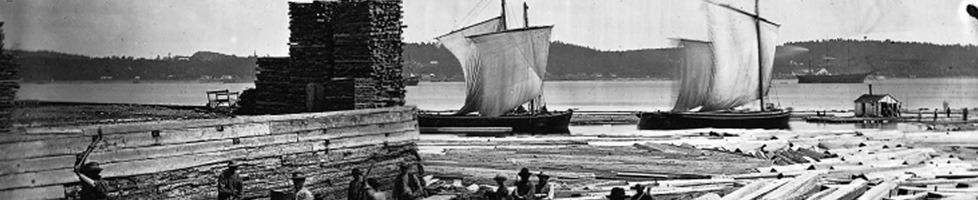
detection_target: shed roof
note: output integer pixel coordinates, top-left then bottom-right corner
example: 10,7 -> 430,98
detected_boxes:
853,94 -> 898,103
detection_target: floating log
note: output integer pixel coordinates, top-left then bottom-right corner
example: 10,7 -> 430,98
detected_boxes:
760,173 -> 821,200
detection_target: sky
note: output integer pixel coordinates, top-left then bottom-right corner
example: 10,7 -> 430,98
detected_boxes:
1,0 -> 977,58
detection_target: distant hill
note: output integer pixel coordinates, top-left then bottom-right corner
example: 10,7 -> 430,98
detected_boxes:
11,50 -> 257,81
776,39 -> 978,78
407,40 -> 978,80
7,39 -> 978,82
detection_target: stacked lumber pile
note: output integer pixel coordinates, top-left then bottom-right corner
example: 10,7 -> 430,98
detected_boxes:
0,106 -> 421,200
248,0 -> 404,114
331,0 -> 406,109
253,57 -> 302,114
0,22 -> 19,133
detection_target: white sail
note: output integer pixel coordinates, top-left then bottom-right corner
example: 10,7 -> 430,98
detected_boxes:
672,40 -> 715,112
437,16 -> 553,116
463,27 -> 553,116
700,1 -> 779,111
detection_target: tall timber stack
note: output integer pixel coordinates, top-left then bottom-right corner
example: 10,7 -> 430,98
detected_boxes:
0,22 -> 19,133
0,1 -> 420,199
250,0 -> 405,114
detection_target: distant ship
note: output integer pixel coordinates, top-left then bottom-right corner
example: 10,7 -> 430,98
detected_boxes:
795,69 -> 870,84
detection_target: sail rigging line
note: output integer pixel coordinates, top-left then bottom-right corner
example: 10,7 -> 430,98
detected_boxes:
704,1 -> 780,27
454,0 -> 493,31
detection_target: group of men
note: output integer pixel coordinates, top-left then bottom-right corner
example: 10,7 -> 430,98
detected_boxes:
216,161 -> 427,200
606,184 -> 654,200
489,168 -> 556,200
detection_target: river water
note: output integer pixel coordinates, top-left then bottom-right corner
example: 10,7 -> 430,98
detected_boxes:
20,78 -> 977,111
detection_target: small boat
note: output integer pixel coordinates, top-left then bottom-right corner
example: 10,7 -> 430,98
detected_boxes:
638,0 -> 790,130
795,69 -> 870,84
404,76 -> 420,86
417,0 -> 571,134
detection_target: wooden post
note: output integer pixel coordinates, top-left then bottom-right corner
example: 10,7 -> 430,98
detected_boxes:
961,107 -> 969,121
933,108 -> 938,121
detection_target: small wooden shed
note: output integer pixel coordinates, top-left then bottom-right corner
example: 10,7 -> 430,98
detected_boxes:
854,94 -> 901,117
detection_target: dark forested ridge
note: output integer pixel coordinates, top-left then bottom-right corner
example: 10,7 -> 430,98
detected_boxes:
11,50 -> 257,82
7,39 -> 978,82
776,39 -> 978,78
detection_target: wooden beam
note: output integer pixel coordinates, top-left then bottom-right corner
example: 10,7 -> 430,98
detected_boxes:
760,173 -> 821,200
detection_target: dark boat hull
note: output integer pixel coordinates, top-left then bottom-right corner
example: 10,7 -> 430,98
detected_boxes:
418,111 -> 573,134
404,77 -> 420,86
637,110 -> 791,130
795,73 -> 869,83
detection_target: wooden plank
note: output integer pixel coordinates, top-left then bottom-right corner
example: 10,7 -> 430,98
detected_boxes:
0,185 -> 65,200
817,178 -> 868,200
737,179 -> 791,200
419,127 -> 513,133
19,106 -> 415,136
0,131 -> 418,191
760,173 -> 821,200
0,136 -> 90,161
857,181 -> 898,200
720,179 -> 777,200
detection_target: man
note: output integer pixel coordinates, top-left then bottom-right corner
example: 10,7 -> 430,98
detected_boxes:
606,187 -> 629,200
349,168 -> 364,200
75,162 -> 110,200
534,172 -> 554,200
364,178 -> 389,200
512,168 -> 535,200
629,184 -> 652,200
492,174 -> 511,200
218,161 -> 244,200
292,172 -> 314,200
395,164 -> 425,200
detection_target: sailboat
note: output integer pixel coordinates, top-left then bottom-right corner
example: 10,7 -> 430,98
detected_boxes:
637,0 -> 790,130
417,0 -> 572,134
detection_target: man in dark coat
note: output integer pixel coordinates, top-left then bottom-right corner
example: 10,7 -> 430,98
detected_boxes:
394,164 -> 425,200
349,168 -> 365,200
629,184 -> 652,200
218,161 -> 244,200
512,168 -> 535,200
75,162 -> 110,200
492,174 -> 511,200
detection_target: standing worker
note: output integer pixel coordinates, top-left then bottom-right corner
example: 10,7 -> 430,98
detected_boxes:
512,168 -> 535,200
75,161 -> 110,200
292,172 -> 314,200
395,164 -> 426,200
217,161 -> 244,200
534,172 -> 555,200
629,184 -> 652,200
606,187 -> 629,200
349,169 -> 365,200
492,174 -> 511,200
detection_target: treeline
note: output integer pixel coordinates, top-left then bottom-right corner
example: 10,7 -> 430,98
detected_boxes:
8,39 -> 978,82
11,50 -> 257,81
407,40 -> 978,80
776,39 -> 978,78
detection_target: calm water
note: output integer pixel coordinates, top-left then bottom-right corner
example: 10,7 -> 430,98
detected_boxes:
19,78 -> 978,111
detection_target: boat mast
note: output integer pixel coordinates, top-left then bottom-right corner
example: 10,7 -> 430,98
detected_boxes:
524,2 -> 529,28
754,0 -> 765,112
501,0 -> 507,30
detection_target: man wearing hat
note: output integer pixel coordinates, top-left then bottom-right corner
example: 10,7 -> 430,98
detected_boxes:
629,184 -> 652,200
349,168 -> 365,200
606,187 -> 629,200
512,168 -> 535,200
291,172 -> 314,200
492,174 -> 511,200
218,161 -> 244,200
74,162 -> 110,200
534,172 -> 554,200
395,164 -> 425,200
